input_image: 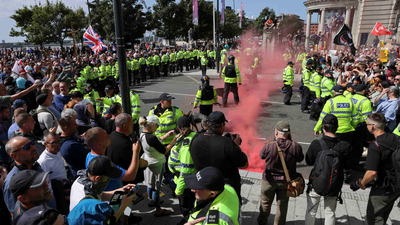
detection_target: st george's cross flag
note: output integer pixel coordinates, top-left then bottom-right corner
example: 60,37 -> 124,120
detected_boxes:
333,24 -> 357,55
83,26 -> 108,54
371,22 -> 393,36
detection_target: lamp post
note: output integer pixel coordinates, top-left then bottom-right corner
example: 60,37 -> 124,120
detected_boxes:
216,0 -> 220,73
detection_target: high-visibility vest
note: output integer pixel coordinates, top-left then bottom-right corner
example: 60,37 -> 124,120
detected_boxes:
169,53 -> 177,62
105,65 -> 112,77
188,185 -> 239,225
148,105 -> 183,145
302,68 -> 311,89
168,131 -> 197,196
320,77 -> 336,98
222,63 -> 241,84
177,51 -> 184,60
161,55 -> 169,64
154,55 -> 160,66
344,90 -> 353,99
193,86 -> 218,107
99,65 -> 107,81
201,56 -> 208,66
252,57 -> 259,69
84,89 -> 102,113
312,73 -> 322,97
314,95 -> 355,134
283,66 -> 294,86
393,123 -> 400,136
351,94 -> 372,128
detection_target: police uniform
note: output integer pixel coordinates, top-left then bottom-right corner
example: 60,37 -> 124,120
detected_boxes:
309,69 -> 323,121
283,62 -> 294,105
84,86 -> 102,116
139,55 -> 147,82
177,50 -> 184,72
161,53 -> 169,77
301,66 -> 312,112
222,59 -> 241,106
201,54 -> 208,75
194,84 -> 218,116
314,86 -> 355,143
169,51 -> 177,73
154,53 -> 161,77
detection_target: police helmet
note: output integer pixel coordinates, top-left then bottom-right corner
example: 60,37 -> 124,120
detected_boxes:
228,55 -> 235,64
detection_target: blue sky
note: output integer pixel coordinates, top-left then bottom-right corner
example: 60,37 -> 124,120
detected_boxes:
0,0 -> 312,42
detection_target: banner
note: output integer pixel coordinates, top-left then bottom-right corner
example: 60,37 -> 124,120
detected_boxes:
333,24 -> 357,55
239,2 -> 243,28
380,40 -> 384,49
371,21 -> 393,36
380,48 -> 388,62
221,0 -> 225,25
193,0 -> 198,25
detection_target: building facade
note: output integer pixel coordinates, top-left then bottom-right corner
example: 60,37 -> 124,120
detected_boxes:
304,0 -> 400,48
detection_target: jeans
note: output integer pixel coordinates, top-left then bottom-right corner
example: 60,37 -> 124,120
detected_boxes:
257,179 -> 289,225
305,189 -> 337,225
147,187 -> 161,208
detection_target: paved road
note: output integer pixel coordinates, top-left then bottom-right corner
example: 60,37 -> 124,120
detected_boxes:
129,67 -> 361,180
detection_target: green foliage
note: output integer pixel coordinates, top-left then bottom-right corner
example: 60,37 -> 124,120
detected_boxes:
10,0 -> 87,48
220,8 -> 249,39
88,0 -> 152,42
254,7 -> 275,32
279,15 -> 303,36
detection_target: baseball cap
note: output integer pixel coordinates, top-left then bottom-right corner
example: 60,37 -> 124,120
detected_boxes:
177,116 -> 191,128
184,167 -> 225,191
275,120 -> 290,132
287,61 -> 294,65
376,75 -> 386,81
306,60 -> 314,66
87,155 -> 122,179
70,91 -> 84,99
332,85 -> 345,93
36,93 -> 49,105
159,93 -> 175,101
86,83 -> 92,88
104,85 -> 113,93
13,99 -> 26,110
10,170 -> 52,198
355,84 -> 368,92
145,115 -> 160,126
322,114 -> 339,128
15,205 -> 60,225
208,111 -> 228,125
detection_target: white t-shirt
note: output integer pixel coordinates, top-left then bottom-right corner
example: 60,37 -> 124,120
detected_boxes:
37,149 -> 67,181
69,179 -> 86,211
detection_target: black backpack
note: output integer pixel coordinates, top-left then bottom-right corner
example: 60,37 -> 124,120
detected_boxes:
29,109 -> 53,140
309,139 -> 344,199
201,86 -> 214,101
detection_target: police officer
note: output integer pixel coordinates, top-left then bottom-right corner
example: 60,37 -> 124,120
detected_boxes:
314,85 -> 355,144
194,75 -> 218,116
98,61 -> 109,96
139,53 -> 147,82
350,84 -> 372,172
184,167 -> 240,225
146,51 -> 154,79
161,52 -> 169,77
200,52 -> 208,75
84,83 -> 102,117
222,55 -> 241,107
169,49 -> 176,73
184,49 -> 191,71
153,51 -> 161,77
132,54 -> 141,85
283,61 -> 295,105
168,117 -> 197,222
309,66 -> 323,121
344,83 -> 354,99
177,47 -> 184,73
301,60 -> 313,113
320,71 -> 336,99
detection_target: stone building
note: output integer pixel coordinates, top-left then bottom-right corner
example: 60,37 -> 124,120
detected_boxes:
304,0 -> 400,48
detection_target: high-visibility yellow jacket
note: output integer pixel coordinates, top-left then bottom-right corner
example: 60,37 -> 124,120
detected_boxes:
320,77 -> 336,98
194,86 -> 218,107
222,63 -> 241,84
148,104 -> 183,145
283,66 -> 294,86
350,94 -> 372,128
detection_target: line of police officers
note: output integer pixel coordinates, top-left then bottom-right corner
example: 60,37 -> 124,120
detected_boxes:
282,53 -> 373,182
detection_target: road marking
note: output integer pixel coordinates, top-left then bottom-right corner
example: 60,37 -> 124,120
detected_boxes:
185,75 -> 201,84
262,101 -> 284,105
258,137 -> 311,145
136,90 -> 196,97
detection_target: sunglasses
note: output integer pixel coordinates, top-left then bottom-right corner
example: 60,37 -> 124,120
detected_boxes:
47,140 -> 60,145
12,140 -> 34,153
395,79 -> 400,81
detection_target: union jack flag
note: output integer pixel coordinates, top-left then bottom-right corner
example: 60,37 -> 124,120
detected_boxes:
83,26 -> 107,54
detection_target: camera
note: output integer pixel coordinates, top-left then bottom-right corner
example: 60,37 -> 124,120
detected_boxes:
223,132 -> 242,145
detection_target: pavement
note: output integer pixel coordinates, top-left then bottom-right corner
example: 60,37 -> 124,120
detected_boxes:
125,68 -> 400,224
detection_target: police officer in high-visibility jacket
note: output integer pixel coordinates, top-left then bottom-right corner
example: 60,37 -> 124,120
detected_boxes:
301,60 -> 313,113
309,66 -> 323,121
168,117 -> 197,219
314,85 -> 355,143
194,75 -> 218,116
84,83 -> 102,116
169,49 -> 177,73
350,84 -> 372,172
139,53 -> 147,82
344,83 -> 354,99
250,55 -> 259,83
282,61 -> 294,105
161,52 -> 169,77
200,52 -> 208,75
148,93 -> 183,145
222,55 -> 241,107
153,51 -> 161,77
184,167 -> 240,225
320,71 -> 336,99
177,48 -> 184,72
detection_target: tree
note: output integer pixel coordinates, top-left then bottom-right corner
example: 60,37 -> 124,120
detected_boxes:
88,0 -> 152,42
254,7 -> 275,33
219,8 -> 249,39
279,15 -> 304,36
10,0 -> 87,48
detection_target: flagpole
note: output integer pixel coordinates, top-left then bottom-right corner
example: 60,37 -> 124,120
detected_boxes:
216,0 -> 220,73
113,0 -> 131,115
86,0 -> 92,25
213,0 -> 216,51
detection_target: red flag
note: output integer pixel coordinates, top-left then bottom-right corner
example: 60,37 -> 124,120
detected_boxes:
371,22 -> 393,36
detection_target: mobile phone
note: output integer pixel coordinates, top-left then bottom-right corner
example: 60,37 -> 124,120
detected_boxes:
109,191 -> 126,205
127,185 -> 139,197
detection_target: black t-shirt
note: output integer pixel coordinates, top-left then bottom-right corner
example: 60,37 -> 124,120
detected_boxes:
106,131 -> 140,170
306,135 -> 351,167
104,119 -> 116,134
190,130 -> 248,196
365,133 -> 400,187
142,132 -> 166,154
0,191 -> 11,225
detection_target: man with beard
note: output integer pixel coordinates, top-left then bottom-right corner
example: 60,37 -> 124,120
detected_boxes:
3,137 -> 56,218
9,170 -> 54,221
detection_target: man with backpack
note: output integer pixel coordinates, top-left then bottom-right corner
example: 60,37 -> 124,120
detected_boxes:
193,75 -> 218,116
350,113 -> 400,225
305,114 -> 351,225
